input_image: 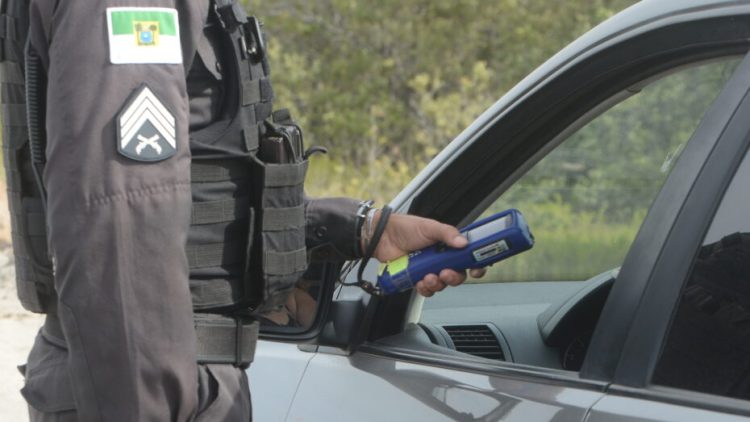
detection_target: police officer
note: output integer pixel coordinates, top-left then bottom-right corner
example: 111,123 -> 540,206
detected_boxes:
13,1 -> 484,421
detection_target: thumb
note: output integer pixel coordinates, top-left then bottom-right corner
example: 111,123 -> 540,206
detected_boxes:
428,222 -> 467,249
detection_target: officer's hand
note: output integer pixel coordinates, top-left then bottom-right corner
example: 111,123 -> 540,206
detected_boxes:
370,211 -> 486,297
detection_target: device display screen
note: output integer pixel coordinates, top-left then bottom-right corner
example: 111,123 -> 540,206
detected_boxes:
465,214 -> 511,243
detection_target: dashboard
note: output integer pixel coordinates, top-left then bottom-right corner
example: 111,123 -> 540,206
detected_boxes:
412,269 -> 618,371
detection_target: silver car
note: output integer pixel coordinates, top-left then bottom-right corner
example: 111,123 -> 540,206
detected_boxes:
250,1 -> 750,420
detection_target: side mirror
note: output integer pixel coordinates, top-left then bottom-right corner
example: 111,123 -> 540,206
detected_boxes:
317,297 -> 369,349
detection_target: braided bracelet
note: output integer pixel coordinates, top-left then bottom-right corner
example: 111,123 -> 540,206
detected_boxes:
355,205 -> 392,295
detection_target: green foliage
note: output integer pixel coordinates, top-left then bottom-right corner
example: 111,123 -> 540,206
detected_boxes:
306,153 -> 411,205
248,0 -> 638,194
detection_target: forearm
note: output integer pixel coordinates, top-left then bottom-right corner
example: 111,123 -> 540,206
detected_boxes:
304,196 -> 363,261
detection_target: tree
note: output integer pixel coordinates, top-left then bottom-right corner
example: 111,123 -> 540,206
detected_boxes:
248,0 -> 637,200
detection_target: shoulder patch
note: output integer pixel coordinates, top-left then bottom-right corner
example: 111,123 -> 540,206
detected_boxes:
117,85 -> 177,162
106,7 -> 182,64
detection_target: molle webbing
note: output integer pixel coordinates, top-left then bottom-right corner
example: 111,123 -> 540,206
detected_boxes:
262,205 -> 304,231
191,197 -> 249,225
188,158 -> 252,279
194,314 -> 258,367
263,248 -> 307,276
187,241 -> 245,269
187,0 -> 308,313
242,77 -> 273,106
264,161 -> 307,187
0,0 -> 55,313
191,159 -> 250,183
188,157 -> 254,309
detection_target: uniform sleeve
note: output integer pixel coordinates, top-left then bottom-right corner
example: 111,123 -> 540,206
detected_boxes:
305,196 -> 363,261
28,1 -> 204,420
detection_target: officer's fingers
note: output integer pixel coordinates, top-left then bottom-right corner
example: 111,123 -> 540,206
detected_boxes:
439,269 -> 466,287
442,229 -> 468,249
416,274 -> 443,296
426,275 -> 447,292
415,282 -> 435,297
469,268 -> 487,279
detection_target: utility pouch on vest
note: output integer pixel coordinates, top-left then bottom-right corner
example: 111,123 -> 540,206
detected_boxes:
245,114 -> 308,313
0,0 -> 56,313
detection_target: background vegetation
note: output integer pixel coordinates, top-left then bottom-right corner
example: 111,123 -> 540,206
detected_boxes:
245,0 -> 744,282
250,0 -> 639,202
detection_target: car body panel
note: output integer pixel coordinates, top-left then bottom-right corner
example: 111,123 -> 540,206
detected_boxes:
248,342 -> 314,421
587,394 -> 750,422
287,352 -> 604,422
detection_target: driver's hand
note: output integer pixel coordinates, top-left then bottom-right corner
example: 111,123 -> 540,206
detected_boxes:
370,211 -> 486,297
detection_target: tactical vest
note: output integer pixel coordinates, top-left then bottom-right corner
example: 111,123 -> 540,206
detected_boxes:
188,0 -> 308,314
0,0 -> 55,313
0,0 -> 308,316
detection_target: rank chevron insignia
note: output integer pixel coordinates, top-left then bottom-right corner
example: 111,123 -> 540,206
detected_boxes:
117,84 -> 177,162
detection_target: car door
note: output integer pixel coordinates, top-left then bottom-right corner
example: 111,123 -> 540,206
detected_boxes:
250,2 -> 750,421
585,52 -> 750,422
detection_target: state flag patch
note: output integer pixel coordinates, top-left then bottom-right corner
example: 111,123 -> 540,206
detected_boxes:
107,7 -> 182,64
117,85 -> 177,162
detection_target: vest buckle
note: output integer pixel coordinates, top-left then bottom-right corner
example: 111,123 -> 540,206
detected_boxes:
213,0 -> 245,31
242,17 -> 266,61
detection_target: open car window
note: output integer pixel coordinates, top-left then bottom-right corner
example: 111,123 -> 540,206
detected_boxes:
474,58 -> 740,283
415,56 -> 742,371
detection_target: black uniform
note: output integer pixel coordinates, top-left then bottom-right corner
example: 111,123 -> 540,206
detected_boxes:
18,1 -> 363,420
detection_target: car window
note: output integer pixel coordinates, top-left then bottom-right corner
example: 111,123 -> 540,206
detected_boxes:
468,58 -> 739,283
417,57 -> 742,371
651,145 -> 750,400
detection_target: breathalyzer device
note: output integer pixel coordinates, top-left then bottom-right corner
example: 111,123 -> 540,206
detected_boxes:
377,209 -> 534,295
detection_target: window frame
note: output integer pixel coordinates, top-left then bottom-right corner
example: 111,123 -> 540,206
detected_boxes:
594,51 -> 750,414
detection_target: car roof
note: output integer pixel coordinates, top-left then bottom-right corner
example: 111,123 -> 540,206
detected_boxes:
393,0 -> 750,210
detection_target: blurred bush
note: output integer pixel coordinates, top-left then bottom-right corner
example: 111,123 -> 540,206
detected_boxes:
250,0 -> 638,198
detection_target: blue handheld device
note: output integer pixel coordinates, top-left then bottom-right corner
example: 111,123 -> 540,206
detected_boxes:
377,209 -> 534,295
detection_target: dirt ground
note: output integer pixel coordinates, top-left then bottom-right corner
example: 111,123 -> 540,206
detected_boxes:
0,187 -> 45,422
